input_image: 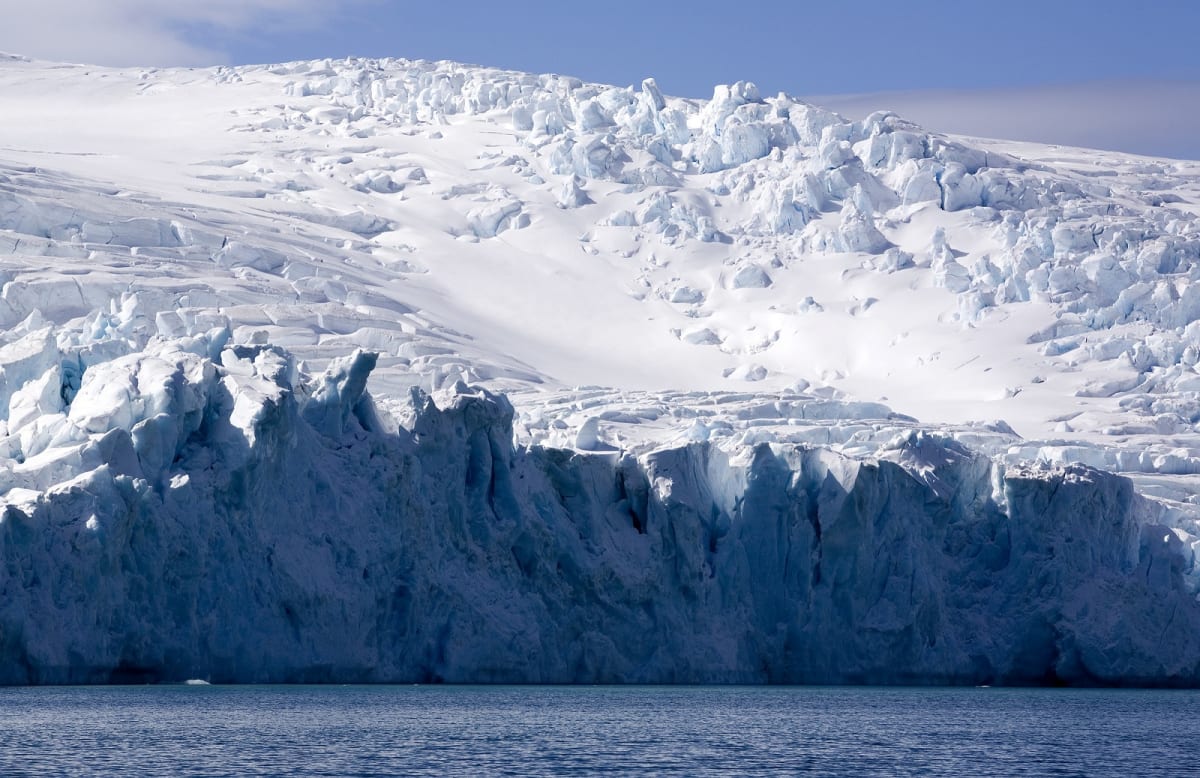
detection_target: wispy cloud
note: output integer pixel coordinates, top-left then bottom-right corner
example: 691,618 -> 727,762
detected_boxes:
811,81 -> 1200,162
0,0 -> 370,67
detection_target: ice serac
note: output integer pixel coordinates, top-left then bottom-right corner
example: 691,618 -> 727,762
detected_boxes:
0,340 -> 1197,686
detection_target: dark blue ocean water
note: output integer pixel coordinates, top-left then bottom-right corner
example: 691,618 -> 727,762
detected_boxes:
0,685 -> 1197,776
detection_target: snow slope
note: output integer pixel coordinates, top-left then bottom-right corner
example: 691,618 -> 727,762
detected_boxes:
2,53 -> 1200,684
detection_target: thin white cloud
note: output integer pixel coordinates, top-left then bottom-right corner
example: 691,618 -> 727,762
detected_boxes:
810,81 -> 1200,161
0,0 -> 367,67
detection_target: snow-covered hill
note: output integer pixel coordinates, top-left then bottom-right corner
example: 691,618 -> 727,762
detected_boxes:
2,53 -> 1200,684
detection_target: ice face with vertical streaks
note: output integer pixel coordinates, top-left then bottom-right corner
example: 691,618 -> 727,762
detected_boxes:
2,337 -> 1199,685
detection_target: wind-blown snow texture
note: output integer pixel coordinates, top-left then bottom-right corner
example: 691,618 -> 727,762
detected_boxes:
1,54 -> 1200,684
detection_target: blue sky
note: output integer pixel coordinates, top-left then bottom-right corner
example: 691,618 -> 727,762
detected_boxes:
221,0 -> 1200,100
1,0 -> 1197,158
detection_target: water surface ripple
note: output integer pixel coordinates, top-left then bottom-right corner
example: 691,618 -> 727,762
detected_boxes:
0,685 -> 1196,776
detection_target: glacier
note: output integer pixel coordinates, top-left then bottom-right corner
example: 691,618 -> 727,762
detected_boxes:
1,53 -> 1200,684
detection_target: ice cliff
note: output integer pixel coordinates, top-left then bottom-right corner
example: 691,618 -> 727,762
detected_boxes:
1,336 -> 1197,685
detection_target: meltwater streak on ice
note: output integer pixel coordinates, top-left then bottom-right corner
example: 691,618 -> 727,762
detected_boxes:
0,686 -> 1197,777
1,55 -> 1200,684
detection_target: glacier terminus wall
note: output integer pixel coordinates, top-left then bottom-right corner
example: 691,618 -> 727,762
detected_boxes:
1,338 -> 1197,686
